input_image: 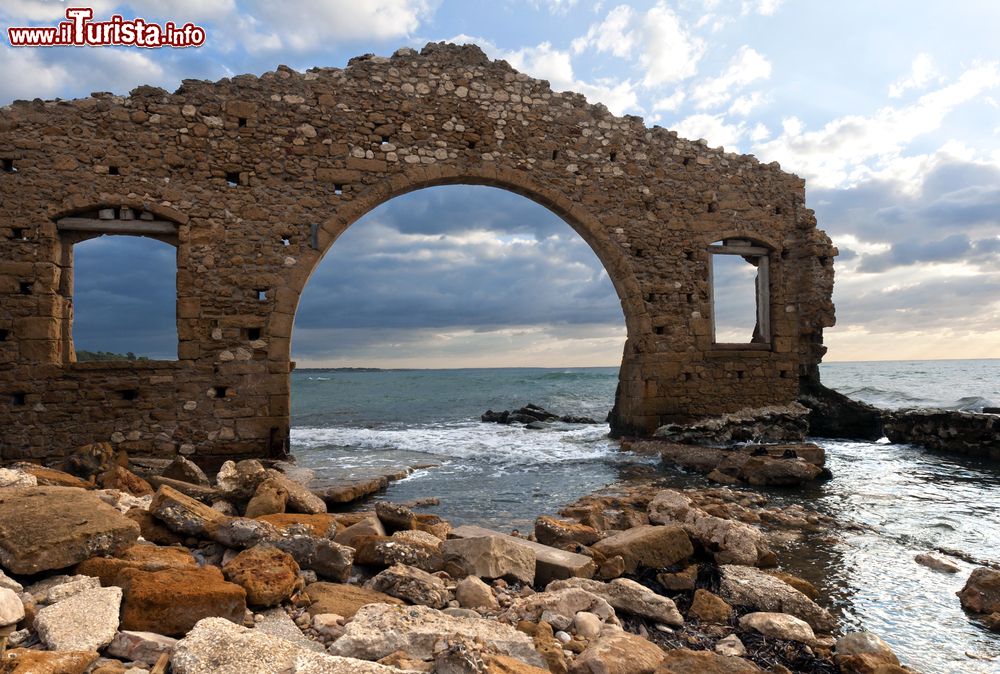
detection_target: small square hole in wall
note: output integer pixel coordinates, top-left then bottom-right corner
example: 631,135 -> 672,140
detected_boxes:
774,206 -> 783,215
1,158 -> 15,173
11,228 -> 27,241
685,251 -> 694,261
225,172 -> 241,187
634,248 -> 644,258
551,150 -> 559,160
108,166 -> 120,176
654,326 -> 665,335
609,151 -> 617,162
818,256 -> 830,266
119,389 -> 138,401
466,139 -> 477,150
780,370 -> 791,379
682,157 -> 691,166
245,327 -> 262,341
214,385 -> 229,398
0,329 -> 8,342
334,184 -> 344,196
380,135 -> 391,144
645,293 -> 655,302
11,392 -> 26,406
683,372 -> 693,382
256,289 -> 268,301
781,249 -> 789,260
238,117 -> 247,128
736,371 -> 745,380
708,202 -> 718,213
686,293 -> 693,304
281,235 -> 291,247
18,281 -> 32,295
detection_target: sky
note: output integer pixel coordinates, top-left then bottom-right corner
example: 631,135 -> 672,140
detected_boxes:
5,1 -> 998,365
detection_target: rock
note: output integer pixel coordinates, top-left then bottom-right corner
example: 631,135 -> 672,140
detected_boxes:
598,555 -> 625,580
212,517 -> 280,549
255,607 -> 326,652
884,408 -> 1000,457
115,566 -> 247,637
798,378 -> 884,440
718,565 -> 835,632
834,632 -> 899,673
574,612 -> 602,639
765,571 -> 819,599
0,486 -> 140,574
0,569 -> 23,593
125,508 -> 185,545
0,468 -> 36,488
457,576 -> 499,610
75,544 -> 197,585
172,616 -> 415,674
312,613 -> 346,640
0,587 -> 24,626
914,553 -> 960,574
443,536 -> 536,585
590,525 -> 693,573
34,586 -> 122,651
689,589 -> 732,624
146,475 -> 220,502
655,648 -> 761,673
61,442 -> 119,480
244,478 -> 288,518
656,565 -> 698,591
355,532 -> 443,572
149,485 -> 228,537
25,575 -> 100,604
215,459 -> 267,502
981,612 -> 1000,632
534,516 -> 601,548
504,587 -> 616,626
303,581 -> 403,618
274,534 -> 354,582
958,567 -> 1000,614
547,578 -> 683,627
449,525 -> 596,585
330,603 -> 545,667
647,490 -> 772,566
94,488 -> 152,514
570,630 -> 665,674
257,513 -> 339,538
653,403 -> 810,446
96,466 -> 153,496
14,463 -> 96,489
737,455 -> 823,486
368,563 -> 450,608
162,456 -> 211,486
264,469 -> 327,515
486,654 -> 552,673
107,630 -> 178,665
376,501 -> 418,531
223,545 -> 302,607
739,612 -> 816,643
714,635 -> 747,657
0,649 -> 99,674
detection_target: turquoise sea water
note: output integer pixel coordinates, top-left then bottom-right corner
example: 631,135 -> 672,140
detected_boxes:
291,360 -> 1000,672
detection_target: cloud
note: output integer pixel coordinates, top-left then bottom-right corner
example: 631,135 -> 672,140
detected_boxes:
888,53 -> 942,98
573,2 -> 706,87
691,45 -> 771,109
653,90 -> 686,112
670,113 -> 748,150
754,62 -> 1000,188
741,0 -> 783,16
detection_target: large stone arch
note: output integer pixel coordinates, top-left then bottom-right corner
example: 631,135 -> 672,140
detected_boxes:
0,43 -> 837,464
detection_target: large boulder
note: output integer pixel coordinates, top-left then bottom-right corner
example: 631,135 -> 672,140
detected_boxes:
443,536 -> 536,585
96,466 -> 154,496
739,612 -> 816,643
0,486 -> 140,574
223,545 -> 303,607
274,534 -> 353,582
215,459 -> 268,502
0,587 -> 24,626
107,630 -> 179,666
534,516 -> 601,548
149,485 -> 229,537
647,490 -> 772,566
590,525 -> 693,573
244,478 -> 289,518
503,587 -> 616,628
958,567 -> 1000,614
547,578 -> 683,627
655,648 -> 762,673
375,501 -> 417,531
162,456 -> 211,486
264,468 -> 327,515
834,632 -> 901,674
75,544 -> 197,585
0,649 -> 99,674
115,566 -> 247,637
354,531 -> 443,573
303,581 -> 403,618
334,516 -> 386,547
34,586 -> 122,652
330,603 -> 545,667
718,564 -> 835,632
570,629 -> 665,674
256,513 -> 339,538
172,617 -> 418,674
368,563 -> 450,608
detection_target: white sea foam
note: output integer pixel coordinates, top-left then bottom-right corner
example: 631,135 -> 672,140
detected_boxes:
291,421 -> 619,466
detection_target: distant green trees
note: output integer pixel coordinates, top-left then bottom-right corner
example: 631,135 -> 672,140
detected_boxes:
76,350 -> 150,362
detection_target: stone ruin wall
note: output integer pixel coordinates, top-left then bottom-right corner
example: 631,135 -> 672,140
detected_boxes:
0,43 -> 837,465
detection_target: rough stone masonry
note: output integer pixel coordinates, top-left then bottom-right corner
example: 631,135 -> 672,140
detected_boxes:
0,43 -> 837,464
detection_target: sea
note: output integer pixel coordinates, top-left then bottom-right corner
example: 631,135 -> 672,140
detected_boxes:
290,359 -> 1000,673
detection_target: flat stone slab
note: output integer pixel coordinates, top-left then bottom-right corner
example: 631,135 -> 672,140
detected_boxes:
449,525 -> 595,586
0,486 -> 140,574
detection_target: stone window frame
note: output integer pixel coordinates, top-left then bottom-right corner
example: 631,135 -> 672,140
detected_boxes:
55,206 -> 180,365
707,238 -> 771,350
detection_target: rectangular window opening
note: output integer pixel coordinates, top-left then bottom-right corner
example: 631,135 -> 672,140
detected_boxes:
238,117 -> 248,128
683,372 -> 693,381
245,327 -> 262,341
609,151 -> 617,162
214,385 -> 229,398
119,389 -> 138,401
2,158 -> 15,173
225,171 -> 241,187
334,184 -> 344,196
18,281 -> 32,295
0,329 -> 8,342
11,228 -> 27,241
654,325 -> 665,335
709,240 -> 770,346
256,289 -> 268,301
108,166 -> 120,176
11,392 -> 26,406
551,150 -> 559,160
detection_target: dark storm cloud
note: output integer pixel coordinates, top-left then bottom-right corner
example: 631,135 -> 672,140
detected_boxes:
294,186 -> 623,334
71,235 -> 178,359
857,234 -> 972,273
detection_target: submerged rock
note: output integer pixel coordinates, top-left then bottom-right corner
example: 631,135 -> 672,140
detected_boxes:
914,552 -> 960,574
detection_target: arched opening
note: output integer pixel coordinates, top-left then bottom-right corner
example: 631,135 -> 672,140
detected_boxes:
289,185 -> 638,526
68,235 -> 178,362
